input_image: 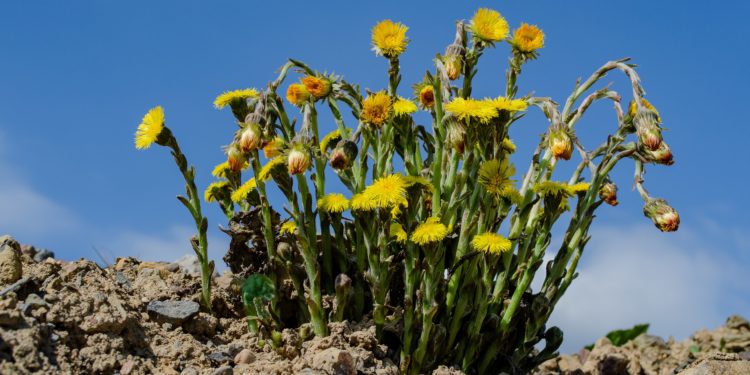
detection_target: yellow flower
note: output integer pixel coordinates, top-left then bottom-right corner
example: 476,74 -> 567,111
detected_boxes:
390,223 -> 408,243
258,156 -> 285,181
410,217 -> 449,245
317,193 -> 350,214
301,76 -> 332,99
470,8 -> 509,43
361,91 -> 392,127
491,97 -> 528,112
628,98 -> 661,123
511,24 -> 545,53
286,83 -> 310,107
501,138 -> 516,153
213,89 -> 259,109
403,175 -> 434,192
417,85 -> 435,108
532,181 -> 574,198
569,182 -> 590,194
212,160 -> 249,178
230,178 -> 257,203
478,159 -> 517,199
444,98 -> 499,123
393,97 -> 418,117
319,129 -> 342,152
263,137 -> 285,158
135,106 -> 165,149
371,20 -> 409,58
280,221 -> 297,235
350,174 -> 408,211
471,232 -> 512,254
204,180 -> 230,203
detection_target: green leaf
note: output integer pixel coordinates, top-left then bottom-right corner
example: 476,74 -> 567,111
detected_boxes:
242,274 -> 276,307
606,323 -> 649,347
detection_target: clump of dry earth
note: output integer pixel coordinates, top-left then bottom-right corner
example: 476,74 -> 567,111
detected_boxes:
1,234 -> 749,374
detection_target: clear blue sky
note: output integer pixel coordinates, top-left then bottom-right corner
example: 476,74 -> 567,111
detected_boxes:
1,1 -> 748,351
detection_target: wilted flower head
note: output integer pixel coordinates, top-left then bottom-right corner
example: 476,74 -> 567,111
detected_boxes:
470,8 -> 509,43
643,198 -> 680,232
443,43 -> 465,81
361,91 -> 392,127
471,232 -> 512,254
411,217 -> 449,245
511,23 -> 545,53
548,124 -> 573,160
329,140 -> 358,170
317,193 -> 350,214
301,76 -> 332,99
286,83 -> 310,107
599,182 -> 619,206
642,141 -> 674,166
135,106 -> 165,149
287,144 -> 312,175
371,20 -> 409,58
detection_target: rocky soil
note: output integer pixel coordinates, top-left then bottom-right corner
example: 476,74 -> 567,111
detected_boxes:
1,234 -> 749,374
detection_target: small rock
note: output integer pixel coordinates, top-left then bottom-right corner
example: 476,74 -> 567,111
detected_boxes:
24,293 -> 46,307
180,368 -> 199,375
114,271 -> 132,291
146,300 -> 200,325
207,351 -> 232,364
165,262 -> 180,272
210,366 -> 233,375
0,277 -> 33,298
120,360 -> 136,375
234,349 -> 256,364
33,249 -> 54,262
678,352 -> 750,375
0,235 -> 22,285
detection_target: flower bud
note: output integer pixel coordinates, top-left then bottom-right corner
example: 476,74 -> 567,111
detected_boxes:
643,198 -> 680,232
634,109 -> 663,151
329,139 -> 358,170
443,115 -> 466,154
418,85 -> 435,108
548,125 -> 573,160
239,122 -> 262,152
226,143 -> 247,172
287,145 -> 311,175
643,141 -> 674,166
443,44 -> 465,81
598,182 -> 619,206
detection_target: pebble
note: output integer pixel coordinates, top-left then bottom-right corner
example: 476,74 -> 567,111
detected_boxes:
146,300 -> 200,325
234,349 -> 256,364
0,235 -> 22,284
32,249 -> 54,263
120,360 -> 136,375
210,366 -> 233,375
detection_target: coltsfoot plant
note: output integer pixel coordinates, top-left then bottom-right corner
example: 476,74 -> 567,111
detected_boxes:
135,7 -> 680,374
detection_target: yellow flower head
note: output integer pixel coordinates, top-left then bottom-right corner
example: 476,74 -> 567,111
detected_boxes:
628,98 -> 661,123
478,159 -> 517,199
444,98 -> 499,123
417,85 -> 435,109
472,232 -> 512,254
410,217 -> 449,245
351,174 -> 408,211
403,175 -> 434,192
230,178 -> 257,203
512,24 -> 545,53
471,8 -> 509,43
390,223 -> 408,243
213,89 -> 259,109
501,138 -> 517,153
301,76 -> 332,99
533,181 -> 574,198
317,193 -> 350,214
263,137 -> 285,158
135,106 -> 165,149
371,20 -> 409,58
258,156 -> 286,181
286,83 -> 310,107
569,182 -> 591,194
393,97 -> 418,117
280,221 -> 297,235
204,180 -> 230,203
492,97 -> 529,112
361,91 -> 392,127
319,129 -> 342,152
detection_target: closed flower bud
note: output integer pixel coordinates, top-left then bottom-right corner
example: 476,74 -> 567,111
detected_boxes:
226,143 -> 247,172
239,122 -> 262,152
287,145 -> 311,175
643,198 -> 680,232
634,109 -> 663,151
598,182 -> 619,206
443,115 -> 466,154
643,141 -> 674,166
329,140 -> 358,170
443,44 -> 465,81
548,125 -> 573,160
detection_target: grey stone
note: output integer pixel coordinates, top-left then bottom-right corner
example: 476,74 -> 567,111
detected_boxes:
0,277 -> 33,298
209,366 -> 233,375
207,351 -> 232,364
114,271 -> 132,291
146,300 -> 200,325
32,249 -> 54,262
24,293 -> 45,307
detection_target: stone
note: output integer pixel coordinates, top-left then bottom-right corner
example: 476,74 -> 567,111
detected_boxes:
309,348 -> 356,375
209,366 -> 233,375
678,352 -> 750,375
120,360 -> 136,375
207,351 -> 232,364
0,235 -> 22,285
180,368 -> 199,375
234,349 -> 256,364
0,277 -> 34,298
146,300 -> 200,325
32,249 -> 54,263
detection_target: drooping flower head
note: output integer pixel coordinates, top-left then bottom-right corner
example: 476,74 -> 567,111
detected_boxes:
225,142 -> 247,172
361,91 -> 392,127
444,98 -> 499,123
390,223 -> 408,244
301,76 -> 332,99
230,178 -> 257,203
351,174 -> 408,211
329,140 -> 358,170
135,106 -> 165,149
548,124 -> 574,160
599,182 -> 619,206
393,97 -> 418,117
258,156 -> 286,181
317,193 -> 350,214
470,8 -> 509,43
280,221 -> 297,235
643,198 -> 680,232
410,217 -> 449,245
204,180 -> 230,203
642,141 -> 674,166
472,232 -> 512,254
371,20 -> 409,58
213,89 -> 259,109
286,83 -> 310,107
511,24 -> 545,53
319,129 -> 343,153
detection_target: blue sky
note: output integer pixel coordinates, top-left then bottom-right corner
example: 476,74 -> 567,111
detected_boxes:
1,1 -> 748,351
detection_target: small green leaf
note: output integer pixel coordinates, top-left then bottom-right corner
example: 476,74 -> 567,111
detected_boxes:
242,274 -> 276,307
606,323 -> 649,347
